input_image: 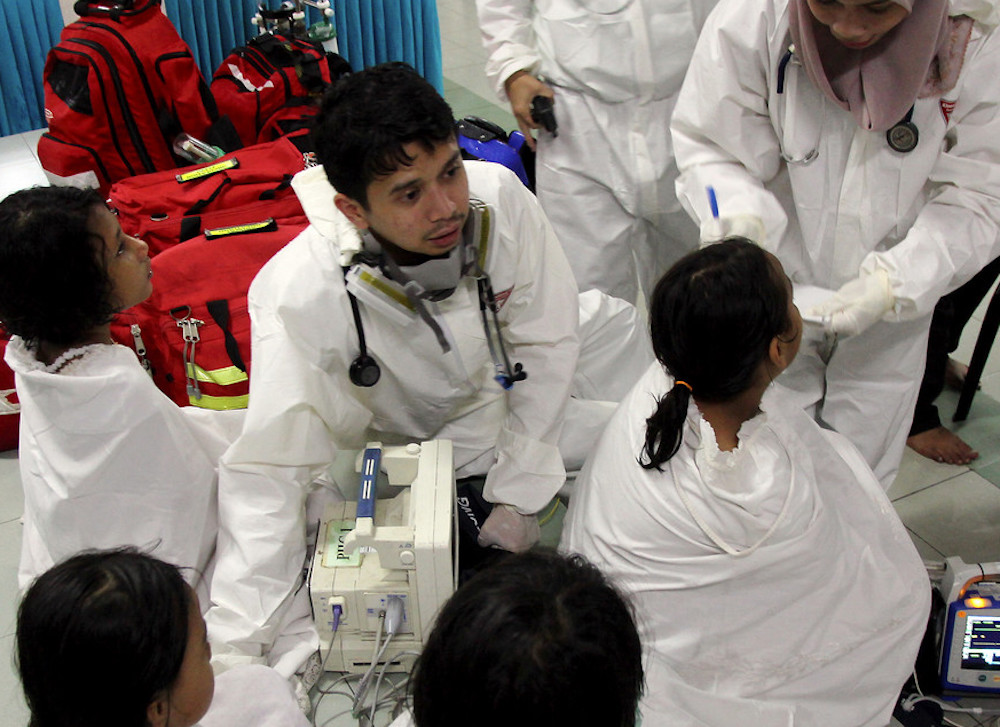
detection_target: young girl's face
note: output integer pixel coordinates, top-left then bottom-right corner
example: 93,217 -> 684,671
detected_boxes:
164,591 -> 215,727
88,204 -> 152,311
768,253 -> 803,364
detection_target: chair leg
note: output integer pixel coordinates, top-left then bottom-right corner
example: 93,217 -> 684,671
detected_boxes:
954,286 -> 1000,421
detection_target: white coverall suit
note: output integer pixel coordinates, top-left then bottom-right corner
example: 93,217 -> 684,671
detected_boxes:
198,665 -> 309,727
671,0 -> 1000,486
6,339 -> 240,605
562,364 -> 930,727
206,161 -> 651,675
476,0 -> 717,303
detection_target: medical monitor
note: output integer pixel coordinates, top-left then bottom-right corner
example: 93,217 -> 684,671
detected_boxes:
308,440 -> 457,673
939,557 -> 1000,695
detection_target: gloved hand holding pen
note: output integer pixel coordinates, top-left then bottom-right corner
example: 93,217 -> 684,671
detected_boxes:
699,186 -> 766,246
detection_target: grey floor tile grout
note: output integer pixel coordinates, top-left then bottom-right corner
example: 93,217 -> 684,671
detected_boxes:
891,469 -> 974,503
906,527 -> 946,559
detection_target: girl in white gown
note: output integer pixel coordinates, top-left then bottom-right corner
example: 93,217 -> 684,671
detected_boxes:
0,186 -> 240,602
562,239 -> 929,727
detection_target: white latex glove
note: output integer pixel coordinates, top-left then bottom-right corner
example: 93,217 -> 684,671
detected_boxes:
806,268 -> 894,337
699,214 -> 766,247
477,503 -> 540,553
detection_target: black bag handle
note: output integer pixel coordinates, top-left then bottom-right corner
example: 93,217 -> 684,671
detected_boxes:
206,299 -> 247,373
74,0 -> 159,20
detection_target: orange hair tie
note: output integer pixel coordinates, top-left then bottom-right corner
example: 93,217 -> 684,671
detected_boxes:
675,380 -> 693,393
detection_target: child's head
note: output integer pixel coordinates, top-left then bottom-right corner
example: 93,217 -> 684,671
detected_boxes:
16,548 -> 214,727
313,62 -> 457,208
641,239 -> 801,468
650,238 -> 799,398
411,549 -> 644,727
0,186 -> 151,348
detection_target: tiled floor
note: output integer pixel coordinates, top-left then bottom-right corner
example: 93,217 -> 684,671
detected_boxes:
3,1 -> 1000,725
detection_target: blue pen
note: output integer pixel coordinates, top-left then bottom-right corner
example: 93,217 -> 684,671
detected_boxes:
707,186 -> 719,220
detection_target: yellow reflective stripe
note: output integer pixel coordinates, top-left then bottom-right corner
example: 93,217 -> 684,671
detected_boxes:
188,393 -> 249,410
477,205 -> 491,270
358,270 -> 414,310
175,157 -> 239,182
190,364 -> 248,386
204,218 -> 276,239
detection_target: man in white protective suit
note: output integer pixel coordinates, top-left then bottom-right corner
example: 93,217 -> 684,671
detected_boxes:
205,63 -> 651,678
475,0 -> 718,304
670,0 -> 1000,487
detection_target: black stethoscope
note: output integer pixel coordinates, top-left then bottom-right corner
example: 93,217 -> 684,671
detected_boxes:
776,45 -> 918,163
343,259 -> 527,390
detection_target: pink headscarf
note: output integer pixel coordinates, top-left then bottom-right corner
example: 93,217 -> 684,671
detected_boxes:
788,0 -> 967,132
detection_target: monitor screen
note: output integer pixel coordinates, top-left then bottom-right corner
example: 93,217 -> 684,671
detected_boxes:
961,614 -> 1000,671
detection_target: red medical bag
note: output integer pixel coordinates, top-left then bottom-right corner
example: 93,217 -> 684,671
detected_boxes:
112,218 -> 307,409
211,32 -> 350,147
108,133 -> 314,256
38,0 -> 229,194
0,337 -> 19,452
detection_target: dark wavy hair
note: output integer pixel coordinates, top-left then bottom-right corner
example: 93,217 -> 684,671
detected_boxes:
16,548 -> 191,727
0,186 -> 116,347
312,62 -> 456,207
640,239 -> 793,470
411,549 -> 644,727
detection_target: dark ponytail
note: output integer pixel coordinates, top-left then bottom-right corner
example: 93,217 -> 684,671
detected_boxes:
640,382 -> 693,471
639,239 -> 791,470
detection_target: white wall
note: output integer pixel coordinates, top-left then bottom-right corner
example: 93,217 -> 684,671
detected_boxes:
59,0 -> 75,25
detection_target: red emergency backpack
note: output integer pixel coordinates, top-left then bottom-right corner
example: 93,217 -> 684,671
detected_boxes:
38,0 -> 235,194
211,32 -> 350,147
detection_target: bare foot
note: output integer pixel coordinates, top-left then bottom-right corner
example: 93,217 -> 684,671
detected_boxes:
907,426 -> 979,465
944,358 -> 974,391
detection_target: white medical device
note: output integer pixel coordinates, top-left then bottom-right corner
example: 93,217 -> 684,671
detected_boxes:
939,557 -> 1000,695
308,440 -> 457,673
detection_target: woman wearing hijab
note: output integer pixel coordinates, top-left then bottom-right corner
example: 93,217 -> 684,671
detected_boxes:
670,0 -> 1000,489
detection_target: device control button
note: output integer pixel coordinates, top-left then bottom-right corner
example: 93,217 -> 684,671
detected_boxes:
400,550 -> 415,565
406,443 -> 421,455
979,674 -> 988,682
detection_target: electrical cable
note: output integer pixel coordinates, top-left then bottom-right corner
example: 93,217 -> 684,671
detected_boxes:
355,632 -> 395,714
311,604 -> 343,724
354,598 -> 406,720
352,610 -> 388,716
901,693 -> 1000,717
369,649 -> 421,725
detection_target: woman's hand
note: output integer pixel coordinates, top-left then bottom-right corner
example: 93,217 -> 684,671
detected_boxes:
504,71 -> 555,151
807,268 -> 895,337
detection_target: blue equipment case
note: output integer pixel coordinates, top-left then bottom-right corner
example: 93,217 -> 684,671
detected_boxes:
456,116 -> 534,191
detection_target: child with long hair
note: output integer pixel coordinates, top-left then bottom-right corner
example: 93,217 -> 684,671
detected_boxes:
385,548 -> 644,727
16,548 -> 306,727
562,239 -> 929,727
0,186 -> 239,600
